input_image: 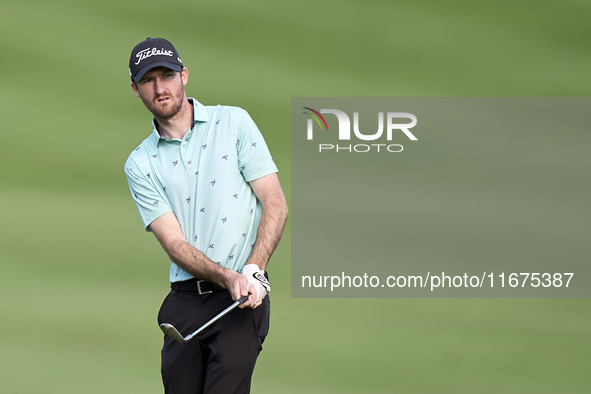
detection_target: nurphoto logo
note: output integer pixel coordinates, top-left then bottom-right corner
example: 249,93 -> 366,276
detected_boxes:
302,107 -> 418,153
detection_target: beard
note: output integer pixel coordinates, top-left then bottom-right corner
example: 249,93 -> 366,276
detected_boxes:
141,83 -> 185,120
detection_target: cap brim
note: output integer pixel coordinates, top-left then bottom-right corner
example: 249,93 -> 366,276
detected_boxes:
132,62 -> 183,83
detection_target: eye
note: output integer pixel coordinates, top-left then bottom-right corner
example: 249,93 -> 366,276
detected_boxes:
165,72 -> 175,78
141,78 -> 152,84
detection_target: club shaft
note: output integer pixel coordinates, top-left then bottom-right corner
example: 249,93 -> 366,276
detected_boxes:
184,300 -> 241,341
160,295 -> 249,343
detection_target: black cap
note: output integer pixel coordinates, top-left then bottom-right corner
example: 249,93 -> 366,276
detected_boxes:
129,37 -> 183,83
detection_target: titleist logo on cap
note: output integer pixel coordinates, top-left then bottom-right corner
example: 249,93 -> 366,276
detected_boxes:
135,47 -> 174,65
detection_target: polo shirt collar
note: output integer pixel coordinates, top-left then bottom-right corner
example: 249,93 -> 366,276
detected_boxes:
151,98 -> 209,140
191,98 -> 209,123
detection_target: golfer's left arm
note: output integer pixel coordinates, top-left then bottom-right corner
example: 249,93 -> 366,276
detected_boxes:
241,173 -> 288,304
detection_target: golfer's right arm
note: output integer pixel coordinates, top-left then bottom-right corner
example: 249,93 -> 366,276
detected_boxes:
149,212 -> 256,308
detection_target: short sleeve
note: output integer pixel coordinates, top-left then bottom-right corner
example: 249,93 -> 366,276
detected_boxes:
124,159 -> 173,231
236,110 -> 278,182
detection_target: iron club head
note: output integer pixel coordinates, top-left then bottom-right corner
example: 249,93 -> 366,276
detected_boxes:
159,323 -> 189,343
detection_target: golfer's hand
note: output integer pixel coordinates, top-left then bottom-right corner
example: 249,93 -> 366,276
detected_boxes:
241,264 -> 271,307
225,270 -> 257,309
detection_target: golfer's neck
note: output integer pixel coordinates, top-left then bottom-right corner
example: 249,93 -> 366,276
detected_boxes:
157,99 -> 194,140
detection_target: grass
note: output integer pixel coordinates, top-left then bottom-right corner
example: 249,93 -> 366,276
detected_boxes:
0,1 -> 590,393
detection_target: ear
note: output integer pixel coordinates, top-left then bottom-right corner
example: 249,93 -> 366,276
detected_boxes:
131,81 -> 141,98
181,67 -> 189,86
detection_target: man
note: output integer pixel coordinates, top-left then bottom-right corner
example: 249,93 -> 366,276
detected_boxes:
124,37 -> 288,394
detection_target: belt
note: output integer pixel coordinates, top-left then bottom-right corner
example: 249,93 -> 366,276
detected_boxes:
171,279 -> 225,295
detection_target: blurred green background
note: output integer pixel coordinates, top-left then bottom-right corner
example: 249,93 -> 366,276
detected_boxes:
0,0 -> 589,393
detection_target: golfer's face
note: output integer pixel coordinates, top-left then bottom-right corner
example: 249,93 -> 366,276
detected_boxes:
133,67 -> 187,119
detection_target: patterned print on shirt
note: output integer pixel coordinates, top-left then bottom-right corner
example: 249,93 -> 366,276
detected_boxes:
186,197 -> 191,203
152,154 -> 158,158
173,160 -> 178,166
233,194 -> 238,199
202,144 -> 207,150
200,207 -> 205,213
211,180 -> 216,186
221,217 -> 227,223
222,155 -> 228,160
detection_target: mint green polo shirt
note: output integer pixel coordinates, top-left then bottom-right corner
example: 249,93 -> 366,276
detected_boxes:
124,98 -> 278,282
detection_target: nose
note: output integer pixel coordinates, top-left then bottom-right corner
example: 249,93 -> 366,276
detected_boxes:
154,77 -> 167,95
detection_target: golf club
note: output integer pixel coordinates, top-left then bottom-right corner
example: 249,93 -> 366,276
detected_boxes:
160,295 -> 249,343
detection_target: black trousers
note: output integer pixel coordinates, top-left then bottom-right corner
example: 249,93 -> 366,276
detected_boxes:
157,286 -> 270,394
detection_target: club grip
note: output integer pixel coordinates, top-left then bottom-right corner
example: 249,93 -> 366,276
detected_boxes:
237,295 -> 249,305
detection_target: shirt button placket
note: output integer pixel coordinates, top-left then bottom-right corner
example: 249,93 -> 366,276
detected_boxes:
180,139 -> 192,166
